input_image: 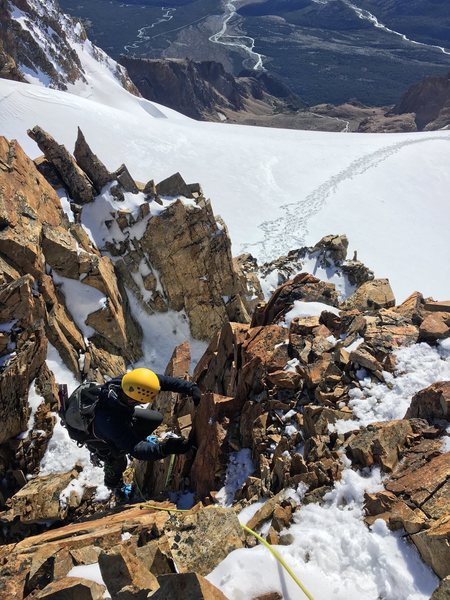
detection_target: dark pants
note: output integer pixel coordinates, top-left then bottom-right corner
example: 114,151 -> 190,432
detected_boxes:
103,408 -> 163,489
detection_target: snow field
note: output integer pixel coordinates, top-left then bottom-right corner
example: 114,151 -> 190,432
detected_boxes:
207,466 -> 439,600
334,340 -> 450,433
1,78 -> 450,302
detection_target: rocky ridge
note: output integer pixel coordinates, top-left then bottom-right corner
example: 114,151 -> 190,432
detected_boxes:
0,128 -> 255,503
0,0 -> 138,94
0,135 -> 450,597
119,57 -> 302,122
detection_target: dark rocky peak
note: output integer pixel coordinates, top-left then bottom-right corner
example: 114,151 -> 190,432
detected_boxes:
119,56 -> 303,121
391,70 -> 450,130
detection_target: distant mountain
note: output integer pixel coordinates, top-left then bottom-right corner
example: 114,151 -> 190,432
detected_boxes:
119,56 -> 302,121
58,0 -> 450,107
391,70 -> 450,130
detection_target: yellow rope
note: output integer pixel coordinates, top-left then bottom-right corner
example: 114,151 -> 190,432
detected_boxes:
138,503 -> 314,600
241,524 -> 314,600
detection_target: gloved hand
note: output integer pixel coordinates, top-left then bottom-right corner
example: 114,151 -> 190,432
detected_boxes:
191,385 -> 201,407
162,436 -> 192,456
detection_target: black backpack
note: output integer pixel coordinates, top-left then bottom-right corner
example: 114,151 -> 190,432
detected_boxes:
58,382 -> 111,465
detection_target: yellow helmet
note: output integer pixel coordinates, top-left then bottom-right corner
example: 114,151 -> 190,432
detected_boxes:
121,368 -> 160,403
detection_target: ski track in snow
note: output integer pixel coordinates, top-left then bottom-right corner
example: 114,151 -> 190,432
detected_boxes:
342,0 -> 450,56
246,135 -> 450,261
209,0 -> 264,70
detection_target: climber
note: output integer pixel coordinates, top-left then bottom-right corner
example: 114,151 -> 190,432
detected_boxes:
58,368 -> 201,501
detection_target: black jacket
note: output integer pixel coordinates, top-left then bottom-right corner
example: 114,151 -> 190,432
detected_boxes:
92,373 -> 196,460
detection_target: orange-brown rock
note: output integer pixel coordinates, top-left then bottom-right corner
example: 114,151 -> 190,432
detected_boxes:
27,126 -> 95,205
386,452 -> 450,506
36,577 -> 106,600
421,479 -> 450,521
98,544 -> 159,598
419,312 -> 450,342
344,279 -> 395,312
165,507 -> 244,575
141,198 -> 252,340
135,541 -> 173,577
252,272 -> 338,326
40,273 -> 85,377
266,369 -> 302,390
152,573 -> 229,600
349,343 -> 383,374
73,127 -> 113,193
0,137 -> 65,277
363,311 -> 419,350
233,325 -> 290,402
0,503 -> 173,597
304,353 -> 333,388
346,420 -> 413,471
405,381 -> 450,422
194,322 -> 249,397
424,300 -> 450,313
0,323 -> 47,443
191,393 -> 240,497
303,406 -> 353,438
393,291 -> 425,323
154,340 -> 192,423
364,491 -> 427,534
239,402 -> 266,449
245,491 -> 285,531
412,515 -> 450,578
1,470 -> 79,524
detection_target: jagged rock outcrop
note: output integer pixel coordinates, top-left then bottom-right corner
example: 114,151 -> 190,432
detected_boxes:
0,134 -> 146,509
0,502 -> 241,598
256,234 -> 374,296
405,382 -> 450,421
1,469 -> 81,524
73,128 -> 113,193
345,420 -> 414,471
344,278 -> 395,311
2,124 -> 450,597
108,201 -> 256,341
28,126 -> 95,204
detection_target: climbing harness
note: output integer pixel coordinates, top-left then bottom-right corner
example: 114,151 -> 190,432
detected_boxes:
136,502 -> 315,600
